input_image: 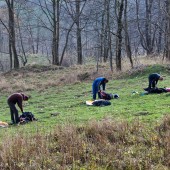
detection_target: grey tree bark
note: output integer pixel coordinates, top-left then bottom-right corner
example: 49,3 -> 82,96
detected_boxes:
6,0 -> 19,69
124,0 -> 133,68
115,0 -> 124,71
76,0 -> 83,65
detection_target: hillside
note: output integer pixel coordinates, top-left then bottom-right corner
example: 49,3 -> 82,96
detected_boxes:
0,63 -> 170,124
0,62 -> 170,169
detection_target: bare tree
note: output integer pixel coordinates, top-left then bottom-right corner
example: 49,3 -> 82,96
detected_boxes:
102,0 -> 109,63
107,0 -> 113,71
124,0 -> 133,68
16,7 -> 27,66
115,0 -> 124,71
1,0 -> 19,69
64,0 -> 87,65
135,0 -> 158,55
75,0 -> 83,65
37,0 -> 60,65
165,0 -> 170,59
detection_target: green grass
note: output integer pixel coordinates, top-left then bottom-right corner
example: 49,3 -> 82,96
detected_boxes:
0,64 -> 170,133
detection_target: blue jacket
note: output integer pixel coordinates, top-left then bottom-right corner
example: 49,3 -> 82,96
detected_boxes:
92,77 -> 107,99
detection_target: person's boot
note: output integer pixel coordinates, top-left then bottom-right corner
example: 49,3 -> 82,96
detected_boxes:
144,87 -> 150,91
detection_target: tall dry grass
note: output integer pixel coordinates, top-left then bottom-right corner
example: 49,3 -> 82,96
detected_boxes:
0,116 -> 169,170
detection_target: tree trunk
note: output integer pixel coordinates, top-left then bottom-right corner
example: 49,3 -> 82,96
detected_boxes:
59,22 -> 75,65
103,0 -> 109,62
116,0 -> 124,71
36,21 -> 40,54
165,0 -> 170,59
52,0 -> 60,65
100,12 -> 104,62
145,0 -> 153,55
106,0 -> 113,71
124,0 -> 133,68
9,36 -> 12,69
7,0 -> 19,69
76,0 -> 83,65
17,14 -> 27,66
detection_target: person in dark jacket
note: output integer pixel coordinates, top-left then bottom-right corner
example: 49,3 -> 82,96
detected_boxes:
92,77 -> 108,100
7,93 -> 29,124
144,73 -> 163,91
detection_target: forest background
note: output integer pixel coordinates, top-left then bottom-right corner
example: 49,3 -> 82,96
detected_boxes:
0,0 -> 170,71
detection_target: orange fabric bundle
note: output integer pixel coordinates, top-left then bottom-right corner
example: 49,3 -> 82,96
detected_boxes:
0,121 -> 8,127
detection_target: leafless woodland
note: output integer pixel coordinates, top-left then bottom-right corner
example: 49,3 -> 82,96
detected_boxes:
0,0 -> 170,72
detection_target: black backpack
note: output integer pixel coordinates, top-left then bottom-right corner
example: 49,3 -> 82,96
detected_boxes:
20,112 -> 36,122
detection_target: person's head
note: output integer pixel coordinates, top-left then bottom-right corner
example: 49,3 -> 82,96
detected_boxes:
159,76 -> 163,81
23,95 -> 29,101
104,78 -> 109,83
21,93 -> 29,101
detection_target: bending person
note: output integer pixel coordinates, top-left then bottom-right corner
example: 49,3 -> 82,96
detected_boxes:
7,93 -> 29,124
92,77 -> 108,100
144,73 -> 163,91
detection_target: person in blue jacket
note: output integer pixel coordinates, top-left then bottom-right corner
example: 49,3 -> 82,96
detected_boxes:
92,77 -> 109,100
144,73 -> 163,92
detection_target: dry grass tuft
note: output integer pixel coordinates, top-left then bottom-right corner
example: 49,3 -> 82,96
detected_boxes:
0,117 -> 169,169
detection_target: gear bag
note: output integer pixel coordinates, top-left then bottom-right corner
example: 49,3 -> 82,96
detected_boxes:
19,112 -> 36,123
99,91 -> 112,100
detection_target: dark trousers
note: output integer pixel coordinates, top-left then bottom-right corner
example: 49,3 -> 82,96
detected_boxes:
93,92 -> 102,100
8,102 -> 20,124
149,80 -> 156,89
98,92 -> 102,99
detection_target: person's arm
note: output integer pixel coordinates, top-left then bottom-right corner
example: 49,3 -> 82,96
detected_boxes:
102,83 -> 106,91
97,82 -> 102,92
155,79 -> 158,85
17,97 -> 23,113
100,79 -> 106,91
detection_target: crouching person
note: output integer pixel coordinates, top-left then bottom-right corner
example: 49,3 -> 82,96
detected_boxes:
7,93 -> 29,124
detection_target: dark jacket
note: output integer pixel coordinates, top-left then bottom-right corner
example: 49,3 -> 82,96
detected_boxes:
148,73 -> 160,88
149,73 -> 160,82
7,93 -> 25,113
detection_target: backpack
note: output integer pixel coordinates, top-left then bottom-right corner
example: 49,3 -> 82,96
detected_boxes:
19,112 -> 36,123
99,91 -> 112,100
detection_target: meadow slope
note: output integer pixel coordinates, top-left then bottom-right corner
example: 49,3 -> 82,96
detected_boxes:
0,63 -> 170,127
0,62 -> 169,169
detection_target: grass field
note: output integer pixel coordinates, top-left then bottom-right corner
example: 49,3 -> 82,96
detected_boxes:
0,62 -> 170,169
0,64 -> 169,125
